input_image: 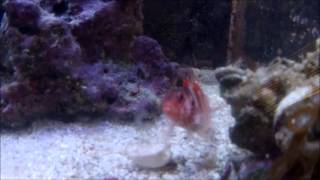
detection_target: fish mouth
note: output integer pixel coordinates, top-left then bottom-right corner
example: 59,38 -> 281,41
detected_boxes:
162,105 -> 173,114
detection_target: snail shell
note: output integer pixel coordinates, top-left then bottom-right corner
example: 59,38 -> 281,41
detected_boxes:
127,143 -> 171,168
274,86 -> 312,125
274,86 -> 319,150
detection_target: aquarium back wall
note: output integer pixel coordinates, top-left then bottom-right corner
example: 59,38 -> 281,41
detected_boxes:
143,0 -> 231,68
143,0 -> 319,67
0,0 -> 4,22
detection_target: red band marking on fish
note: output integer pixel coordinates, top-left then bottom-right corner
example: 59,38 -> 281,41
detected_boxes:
162,78 -> 211,135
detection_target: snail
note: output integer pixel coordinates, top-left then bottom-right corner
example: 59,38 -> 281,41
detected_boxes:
269,85 -> 319,179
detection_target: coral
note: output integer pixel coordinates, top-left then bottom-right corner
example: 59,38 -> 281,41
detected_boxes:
216,47 -> 319,178
0,0 -> 177,128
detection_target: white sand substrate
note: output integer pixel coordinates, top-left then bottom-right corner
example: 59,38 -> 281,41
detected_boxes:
1,70 -> 248,180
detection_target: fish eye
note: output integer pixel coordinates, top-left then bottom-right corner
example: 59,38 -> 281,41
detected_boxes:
177,92 -> 184,101
176,79 -> 183,87
191,99 -> 195,107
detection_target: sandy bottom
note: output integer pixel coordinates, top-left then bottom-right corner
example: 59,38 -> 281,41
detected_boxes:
1,81 -> 247,180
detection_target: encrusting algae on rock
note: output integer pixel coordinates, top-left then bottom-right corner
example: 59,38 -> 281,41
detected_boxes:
269,85 -> 319,179
216,39 -> 320,179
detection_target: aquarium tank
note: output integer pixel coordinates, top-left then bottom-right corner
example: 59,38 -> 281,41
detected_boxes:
0,0 -> 319,179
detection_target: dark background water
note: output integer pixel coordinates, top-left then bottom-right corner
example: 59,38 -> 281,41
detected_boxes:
143,0 -> 319,67
143,0 -> 231,67
0,0 -> 3,22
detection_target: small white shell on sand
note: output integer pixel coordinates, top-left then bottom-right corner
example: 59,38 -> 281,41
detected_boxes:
128,143 -> 171,168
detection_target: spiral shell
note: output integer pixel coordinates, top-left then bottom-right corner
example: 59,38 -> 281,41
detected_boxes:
274,85 -> 319,151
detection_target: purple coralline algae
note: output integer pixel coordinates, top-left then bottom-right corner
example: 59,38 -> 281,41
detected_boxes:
0,0 -> 177,128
